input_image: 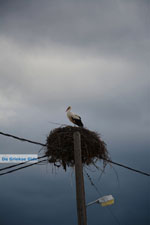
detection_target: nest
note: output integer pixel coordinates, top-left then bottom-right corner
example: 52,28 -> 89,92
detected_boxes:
45,126 -> 110,171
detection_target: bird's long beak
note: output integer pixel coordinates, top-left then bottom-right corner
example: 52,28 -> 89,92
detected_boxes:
66,106 -> 71,112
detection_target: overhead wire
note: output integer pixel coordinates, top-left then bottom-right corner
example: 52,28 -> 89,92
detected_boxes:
0,159 -> 47,176
0,155 -> 47,172
0,131 -> 46,147
84,169 -> 121,225
0,131 -> 150,177
104,158 -> 150,176
48,121 -> 69,126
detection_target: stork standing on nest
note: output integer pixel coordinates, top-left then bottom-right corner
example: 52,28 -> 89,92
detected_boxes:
66,106 -> 84,127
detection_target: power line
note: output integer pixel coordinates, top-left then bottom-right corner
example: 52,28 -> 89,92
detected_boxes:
84,169 -> 121,225
0,155 -> 47,172
0,131 -> 46,147
48,121 -> 69,126
0,131 -> 149,177
103,158 -> 150,177
0,159 -> 47,176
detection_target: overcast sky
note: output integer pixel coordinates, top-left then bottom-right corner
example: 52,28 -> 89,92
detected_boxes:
0,0 -> 150,139
0,1 -> 150,225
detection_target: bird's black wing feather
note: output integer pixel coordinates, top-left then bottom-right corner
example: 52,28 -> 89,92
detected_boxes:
72,118 -> 83,127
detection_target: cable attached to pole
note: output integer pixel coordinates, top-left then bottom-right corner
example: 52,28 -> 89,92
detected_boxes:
0,155 -> 47,172
0,131 -> 46,147
0,159 -> 47,176
0,131 -> 149,177
103,158 -> 150,177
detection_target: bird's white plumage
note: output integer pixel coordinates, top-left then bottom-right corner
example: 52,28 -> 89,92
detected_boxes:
66,106 -> 83,127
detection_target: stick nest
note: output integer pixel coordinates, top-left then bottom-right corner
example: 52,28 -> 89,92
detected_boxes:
45,126 -> 110,171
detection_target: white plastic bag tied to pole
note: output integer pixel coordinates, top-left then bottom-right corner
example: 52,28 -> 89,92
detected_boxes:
87,195 -> 114,207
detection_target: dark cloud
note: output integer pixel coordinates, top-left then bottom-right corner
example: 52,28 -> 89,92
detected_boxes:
0,0 -> 149,61
0,2 -> 149,224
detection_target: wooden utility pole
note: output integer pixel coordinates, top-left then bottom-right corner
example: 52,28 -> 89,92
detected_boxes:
73,131 -> 87,225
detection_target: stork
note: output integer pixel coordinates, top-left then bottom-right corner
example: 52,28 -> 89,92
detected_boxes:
66,106 -> 83,127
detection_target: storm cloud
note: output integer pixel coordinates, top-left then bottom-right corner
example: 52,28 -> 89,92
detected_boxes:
0,0 -> 149,148
0,1 -> 149,225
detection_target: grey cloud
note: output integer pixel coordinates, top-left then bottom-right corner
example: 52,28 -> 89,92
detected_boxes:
0,2 -> 149,225
0,41 -> 149,113
0,0 -> 149,62
0,0 -> 149,141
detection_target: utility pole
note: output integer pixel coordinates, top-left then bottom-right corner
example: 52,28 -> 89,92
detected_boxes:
73,131 -> 87,225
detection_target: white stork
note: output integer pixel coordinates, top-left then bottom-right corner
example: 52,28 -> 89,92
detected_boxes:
66,106 -> 83,127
